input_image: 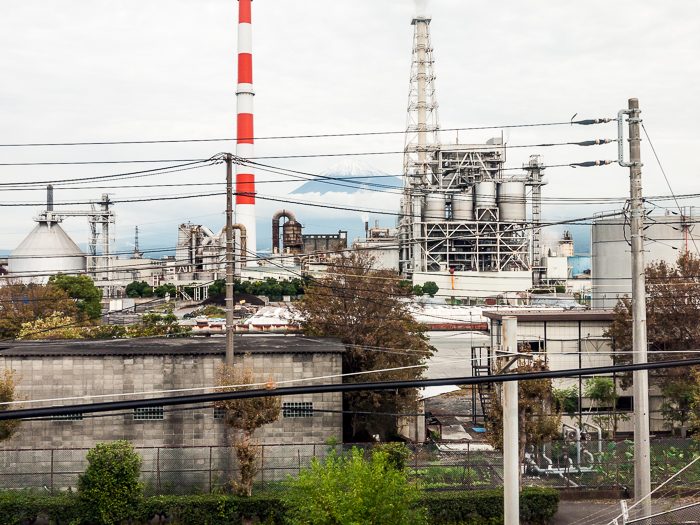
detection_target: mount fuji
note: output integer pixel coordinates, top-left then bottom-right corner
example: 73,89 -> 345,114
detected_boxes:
290,160 -> 402,195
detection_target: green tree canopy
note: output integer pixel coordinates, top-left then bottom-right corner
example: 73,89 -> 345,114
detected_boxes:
422,281 -> 439,297
124,281 -> 152,299
48,274 -> 103,319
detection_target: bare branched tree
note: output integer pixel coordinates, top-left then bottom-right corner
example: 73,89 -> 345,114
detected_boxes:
214,364 -> 281,497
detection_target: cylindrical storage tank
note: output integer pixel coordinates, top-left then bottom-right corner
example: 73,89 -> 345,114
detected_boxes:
497,181 -> 526,222
452,191 -> 474,221
424,193 -> 446,222
474,181 -> 497,209
282,220 -> 303,252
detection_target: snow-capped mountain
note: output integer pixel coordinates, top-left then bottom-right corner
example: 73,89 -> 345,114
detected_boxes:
290,160 -> 402,195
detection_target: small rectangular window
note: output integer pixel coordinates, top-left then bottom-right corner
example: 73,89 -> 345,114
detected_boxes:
616,396 -> 634,411
283,402 -> 313,418
213,407 -> 226,420
134,407 -> 164,420
52,413 -> 83,421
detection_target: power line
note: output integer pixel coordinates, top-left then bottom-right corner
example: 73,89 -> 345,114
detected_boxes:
642,122 -> 699,253
0,358 -> 695,421
0,119 -> 612,148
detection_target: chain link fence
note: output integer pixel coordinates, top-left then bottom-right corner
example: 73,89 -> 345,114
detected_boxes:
0,438 -> 697,496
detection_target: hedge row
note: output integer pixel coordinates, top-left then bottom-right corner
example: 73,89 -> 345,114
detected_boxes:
422,487 -> 560,525
0,487 -> 558,525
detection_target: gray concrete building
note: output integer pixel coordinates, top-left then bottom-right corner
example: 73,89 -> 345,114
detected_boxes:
0,335 -> 344,449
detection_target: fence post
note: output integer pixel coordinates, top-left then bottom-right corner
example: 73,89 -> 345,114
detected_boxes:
616,442 -> 621,489
50,449 -> 54,496
261,445 -> 265,493
156,448 -> 161,495
467,443 -> 472,489
298,449 -> 301,478
209,446 -> 213,494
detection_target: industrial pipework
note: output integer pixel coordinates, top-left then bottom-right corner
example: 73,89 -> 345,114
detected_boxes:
272,209 -> 303,254
231,223 -> 247,266
235,0 -> 257,254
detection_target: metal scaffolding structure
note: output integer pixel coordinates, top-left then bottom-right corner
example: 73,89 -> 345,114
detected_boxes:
398,17 -> 545,285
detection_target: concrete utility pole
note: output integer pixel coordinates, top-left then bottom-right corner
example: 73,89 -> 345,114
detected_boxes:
225,153 -> 235,367
628,98 -> 651,517
502,316 -> 519,525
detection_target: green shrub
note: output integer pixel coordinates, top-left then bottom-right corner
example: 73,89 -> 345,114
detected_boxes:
374,442 -> 412,470
422,487 -> 559,525
78,441 -> 143,525
283,448 -> 426,525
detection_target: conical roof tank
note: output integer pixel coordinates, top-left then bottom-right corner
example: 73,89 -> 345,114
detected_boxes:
9,219 -> 86,280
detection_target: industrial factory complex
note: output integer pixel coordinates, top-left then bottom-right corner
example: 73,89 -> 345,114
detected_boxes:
4,13 -> 697,306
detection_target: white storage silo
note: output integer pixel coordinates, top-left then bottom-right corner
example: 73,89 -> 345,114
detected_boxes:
424,193 -> 446,222
497,181 -> 527,222
451,191 -> 474,221
474,181 -> 497,209
9,218 -> 86,281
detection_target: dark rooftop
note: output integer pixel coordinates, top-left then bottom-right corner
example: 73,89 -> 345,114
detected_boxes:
0,335 -> 344,357
484,310 -> 614,322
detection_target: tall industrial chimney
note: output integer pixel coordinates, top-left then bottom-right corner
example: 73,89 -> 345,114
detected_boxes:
47,185 -> 54,211
235,0 -> 257,256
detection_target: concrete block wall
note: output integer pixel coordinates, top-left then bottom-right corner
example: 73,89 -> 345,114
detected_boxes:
0,349 -> 343,450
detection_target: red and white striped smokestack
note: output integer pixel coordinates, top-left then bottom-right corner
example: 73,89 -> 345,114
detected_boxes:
235,0 -> 256,255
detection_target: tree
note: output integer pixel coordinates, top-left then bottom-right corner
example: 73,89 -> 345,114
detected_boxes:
18,313 -> 86,340
214,364 -> 281,496
0,369 -> 23,442
297,251 -> 433,441
487,360 -> 562,486
78,441 -> 143,525
412,284 -> 425,296
154,283 -> 176,298
282,447 -> 426,525
605,251 -> 700,433
583,377 -> 629,438
124,281 -> 152,299
422,281 -> 439,298
0,279 -> 79,339
48,274 -> 103,320
553,385 -> 579,420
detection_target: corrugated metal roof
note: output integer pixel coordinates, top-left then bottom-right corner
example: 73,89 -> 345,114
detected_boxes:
0,335 -> 344,357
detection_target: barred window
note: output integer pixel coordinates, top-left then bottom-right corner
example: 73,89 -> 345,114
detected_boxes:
214,407 -> 226,420
133,407 -> 164,420
52,413 -> 83,421
283,402 -> 313,418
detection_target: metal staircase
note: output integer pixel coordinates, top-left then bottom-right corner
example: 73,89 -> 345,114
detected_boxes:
471,346 -> 493,425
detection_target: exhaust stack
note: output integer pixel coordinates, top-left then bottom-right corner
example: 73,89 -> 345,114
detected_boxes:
235,0 -> 257,256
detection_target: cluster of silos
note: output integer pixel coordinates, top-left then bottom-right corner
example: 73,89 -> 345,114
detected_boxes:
421,179 -> 527,222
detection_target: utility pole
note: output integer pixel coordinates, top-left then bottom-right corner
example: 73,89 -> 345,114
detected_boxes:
502,316 -> 519,525
225,153 -> 235,367
628,98 -> 651,518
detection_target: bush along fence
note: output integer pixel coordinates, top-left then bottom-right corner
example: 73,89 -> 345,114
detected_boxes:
0,438 -> 697,496
0,488 -> 559,525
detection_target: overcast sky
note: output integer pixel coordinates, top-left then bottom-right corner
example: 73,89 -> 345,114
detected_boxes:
1,0 -> 698,255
